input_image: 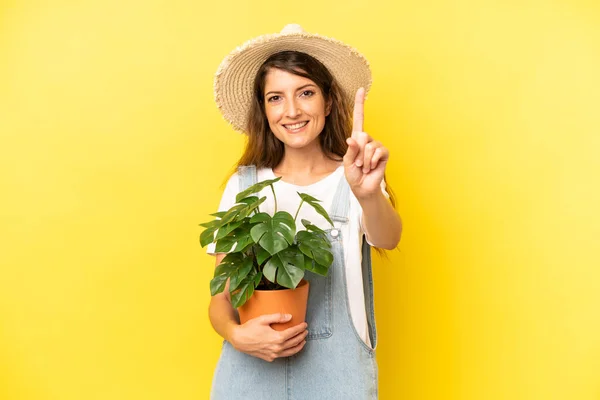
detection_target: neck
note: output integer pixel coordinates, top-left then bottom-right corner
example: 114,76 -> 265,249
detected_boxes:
278,142 -> 327,171
273,143 -> 341,185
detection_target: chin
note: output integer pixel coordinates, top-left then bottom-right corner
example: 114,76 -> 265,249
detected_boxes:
273,134 -> 318,149
286,136 -> 321,149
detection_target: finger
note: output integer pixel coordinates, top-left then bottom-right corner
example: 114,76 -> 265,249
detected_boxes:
343,138 -> 360,167
352,87 -> 365,135
370,147 -> 389,171
279,321 -> 308,341
278,340 -> 307,358
281,329 -> 308,350
353,131 -> 371,168
258,313 -> 292,325
362,141 -> 379,173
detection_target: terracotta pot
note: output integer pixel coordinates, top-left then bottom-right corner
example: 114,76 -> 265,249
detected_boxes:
237,279 -> 310,331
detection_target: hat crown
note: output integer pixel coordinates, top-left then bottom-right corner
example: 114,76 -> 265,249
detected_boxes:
280,23 -> 305,34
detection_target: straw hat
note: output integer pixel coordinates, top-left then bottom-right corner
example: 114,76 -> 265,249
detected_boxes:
214,24 -> 372,133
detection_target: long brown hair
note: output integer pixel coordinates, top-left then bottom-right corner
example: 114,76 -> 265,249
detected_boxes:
233,50 -> 396,210
237,50 -> 351,167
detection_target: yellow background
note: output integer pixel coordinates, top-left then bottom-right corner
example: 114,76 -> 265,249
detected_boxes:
1,0 -> 599,399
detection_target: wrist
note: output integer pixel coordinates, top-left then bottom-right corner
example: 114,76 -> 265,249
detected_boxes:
355,189 -> 385,204
225,322 -> 239,345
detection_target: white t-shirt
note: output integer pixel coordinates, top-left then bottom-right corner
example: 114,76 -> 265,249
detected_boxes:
207,165 -> 385,348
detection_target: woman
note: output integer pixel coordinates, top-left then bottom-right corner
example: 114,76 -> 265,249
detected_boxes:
207,24 -> 402,399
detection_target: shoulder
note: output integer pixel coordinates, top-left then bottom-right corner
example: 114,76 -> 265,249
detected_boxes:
223,166 -> 272,193
222,172 -> 240,192
234,165 -> 272,178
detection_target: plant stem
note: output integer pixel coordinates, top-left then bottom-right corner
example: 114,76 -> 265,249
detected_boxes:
293,200 -> 305,222
270,184 -> 278,213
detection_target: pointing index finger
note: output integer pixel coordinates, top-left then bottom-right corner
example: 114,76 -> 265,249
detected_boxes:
352,87 -> 365,135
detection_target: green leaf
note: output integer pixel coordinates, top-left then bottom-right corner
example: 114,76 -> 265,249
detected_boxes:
297,192 -> 334,226
214,222 -> 254,253
297,192 -> 320,202
250,212 -> 296,255
296,230 -> 334,267
237,196 -> 260,205
236,196 -> 267,220
235,177 -> 282,203
304,256 -> 329,276
228,258 -> 254,292
296,230 -> 331,247
216,238 -> 248,254
210,253 -> 243,295
306,246 -> 334,266
200,225 -> 218,248
210,211 -> 227,218
276,261 -> 304,289
199,218 -> 222,229
253,271 -> 263,288
215,221 -> 243,241
210,253 -> 256,298
230,267 -> 261,308
210,274 -> 228,296
215,234 -> 253,253
263,257 -> 278,282
238,242 -> 255,254
263,248 -> 305,288
214,253 -> 242,270
213,253 -> 241,275
230,279 -> 255,308
214,260 -> 234,277
301,219 -> 326,234
214,239 -> 233,253
297,231 -> 332,250
255,246 -> 271,265
219,203 -> 247,226
278,245 -> 306,271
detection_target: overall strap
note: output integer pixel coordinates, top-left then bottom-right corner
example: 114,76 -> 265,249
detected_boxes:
328,176 -> 351,226
329,173 -> 378,349
361,237 -> 377,348
237,165 -> 257,191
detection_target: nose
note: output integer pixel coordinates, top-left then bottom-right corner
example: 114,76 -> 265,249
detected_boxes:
285,99 -> 301,118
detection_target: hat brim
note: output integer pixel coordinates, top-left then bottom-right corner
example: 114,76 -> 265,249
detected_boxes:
214,31 -> 372,133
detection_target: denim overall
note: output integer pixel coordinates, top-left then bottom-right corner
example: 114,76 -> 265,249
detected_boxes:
211,166 -> 378,399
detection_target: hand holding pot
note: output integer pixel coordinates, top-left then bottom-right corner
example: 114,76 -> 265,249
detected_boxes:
230,313 -> 308,362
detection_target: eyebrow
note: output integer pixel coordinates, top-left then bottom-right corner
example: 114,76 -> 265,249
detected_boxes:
265,84 -> 317,97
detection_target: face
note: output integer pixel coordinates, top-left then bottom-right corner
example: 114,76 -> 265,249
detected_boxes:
263,68 -> 331,150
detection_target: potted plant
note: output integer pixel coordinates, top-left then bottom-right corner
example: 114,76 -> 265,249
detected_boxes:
199,177 -> 335,330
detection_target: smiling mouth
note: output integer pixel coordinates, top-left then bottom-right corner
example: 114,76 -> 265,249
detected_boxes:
283,121 -> 308,132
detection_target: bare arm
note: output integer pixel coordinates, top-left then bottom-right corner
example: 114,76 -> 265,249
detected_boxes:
359,190 -> 402,249
344,87 -> 402,250
208,254 -> 239,342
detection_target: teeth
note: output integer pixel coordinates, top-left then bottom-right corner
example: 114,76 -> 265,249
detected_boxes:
284,121 -> 308,130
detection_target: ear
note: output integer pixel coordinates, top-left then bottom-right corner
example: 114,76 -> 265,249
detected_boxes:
325,98 -> 332,117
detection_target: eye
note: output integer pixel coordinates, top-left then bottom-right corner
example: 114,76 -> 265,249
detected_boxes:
267,95 -> 281,103
301,90 -> 315,97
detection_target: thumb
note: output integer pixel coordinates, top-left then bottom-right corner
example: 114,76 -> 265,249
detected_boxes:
258,313 -> 292,325
343,138 -> 360,167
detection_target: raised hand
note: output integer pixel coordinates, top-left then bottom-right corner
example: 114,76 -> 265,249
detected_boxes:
343,87 -> 389,200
